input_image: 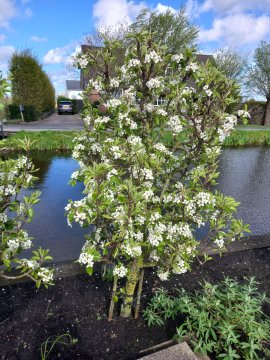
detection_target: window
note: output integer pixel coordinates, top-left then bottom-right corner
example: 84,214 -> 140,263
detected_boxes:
155,97 -> 168,106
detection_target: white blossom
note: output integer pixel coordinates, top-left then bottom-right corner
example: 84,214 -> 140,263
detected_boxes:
146,78 -> 163,90
168,115 -> 183,135
186,62 -> 198,72
157,270 -> 169,281
37,268 -> 54,283
238,110 -> 250,118
110,78 -> 120,87
113,264 -> 127,278
214,238 -> 224,248
145,103 -> 155,112
127,135 -> 142,146
171,54 -> 183,63
105,99 -> 122,109
156,108 -> 167,116
78,252 -> 94,267
145,50 -> 162,64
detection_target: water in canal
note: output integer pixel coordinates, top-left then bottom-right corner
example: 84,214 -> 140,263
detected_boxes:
10,148 -> 270,261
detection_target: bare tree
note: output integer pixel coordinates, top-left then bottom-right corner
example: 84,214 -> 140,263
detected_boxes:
130,8 -> 198,52
213,48 -> 248,83
246,41 -> 270,125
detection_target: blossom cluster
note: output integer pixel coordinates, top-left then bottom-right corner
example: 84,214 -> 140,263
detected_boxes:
1,155 -> 54,287
68,32 -> 248,287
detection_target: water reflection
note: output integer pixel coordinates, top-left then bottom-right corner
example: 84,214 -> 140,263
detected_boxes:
22,152 -> 90,262
216,147 -> 270,236
3,148 -> 270,262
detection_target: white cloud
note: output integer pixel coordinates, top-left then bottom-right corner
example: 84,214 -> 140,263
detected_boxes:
201,0 -> 270,14
43,43 -> 78,65
30,35 -> 47,42
44,48 -> 65,64
93,0 -> 145,27
185,0 -> 202,20
0,0 -> 17,29
0,34 -> 6,43
0,45 -> 15,73
199,13 -> 270,47
24,7 -> 32,17
154,3 -> 176,14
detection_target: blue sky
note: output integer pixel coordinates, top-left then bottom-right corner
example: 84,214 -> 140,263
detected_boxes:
0,0 -> 269,94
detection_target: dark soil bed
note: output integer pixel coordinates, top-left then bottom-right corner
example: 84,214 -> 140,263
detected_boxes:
1,247 -> 270,360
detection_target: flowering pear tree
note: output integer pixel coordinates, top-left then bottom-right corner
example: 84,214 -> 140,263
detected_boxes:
0,73 -> 53,287
68,31 -> 249,318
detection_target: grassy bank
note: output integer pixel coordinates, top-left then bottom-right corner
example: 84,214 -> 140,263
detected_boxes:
0,131 -> 75,152
223,130 -> 270,146
1,129 -> 270,152
162,129 -> 270,147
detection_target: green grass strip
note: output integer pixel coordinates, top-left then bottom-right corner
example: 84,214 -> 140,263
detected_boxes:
2,129 -> 270,152
0,131 -> 76,152
223,130 -> 270,146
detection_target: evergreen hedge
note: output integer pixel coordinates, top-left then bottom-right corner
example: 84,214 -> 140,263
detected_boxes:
9,49 -> 55,119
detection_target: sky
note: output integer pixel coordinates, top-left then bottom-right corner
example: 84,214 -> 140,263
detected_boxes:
0,0 -> 269,94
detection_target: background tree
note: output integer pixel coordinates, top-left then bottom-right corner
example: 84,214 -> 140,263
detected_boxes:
130,8 -> 198,52
246,41 -> 270,125
69,30 -> 249,319
213,48 -> 248,83
9,49 -> 55,115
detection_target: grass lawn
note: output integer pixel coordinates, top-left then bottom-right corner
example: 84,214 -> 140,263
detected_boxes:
0,131 -> 76,152
2,128 -> 270,152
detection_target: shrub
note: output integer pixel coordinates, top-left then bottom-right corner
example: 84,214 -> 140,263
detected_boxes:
24,105 -> 38,121
144,278 -> 270,359
6,104 -> 21,119
68,30 -> 249,319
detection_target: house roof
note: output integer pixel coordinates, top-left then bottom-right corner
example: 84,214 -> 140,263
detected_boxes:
195,54 -> 214,64
66,80 -> 82,91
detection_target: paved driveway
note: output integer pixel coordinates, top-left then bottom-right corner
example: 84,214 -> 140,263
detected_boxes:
3,112 -> 84,132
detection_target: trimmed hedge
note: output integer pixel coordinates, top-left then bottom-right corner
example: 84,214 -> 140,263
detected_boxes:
6,104 -> 38,121
6,104 -> 21,119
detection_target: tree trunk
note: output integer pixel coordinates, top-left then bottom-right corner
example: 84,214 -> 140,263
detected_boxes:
108,275 -> 118,321
120,261 -> 140,318
262,96 -> 270,125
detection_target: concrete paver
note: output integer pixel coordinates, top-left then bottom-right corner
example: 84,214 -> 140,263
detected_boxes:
3,112 -> 84,132
141,342 -> 202,360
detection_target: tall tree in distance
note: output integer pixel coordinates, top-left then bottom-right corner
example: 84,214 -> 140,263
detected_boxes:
213,48 -> 248,83
130,8 -> 198,52
246,41 -> 270,125
9,49 -> 55,115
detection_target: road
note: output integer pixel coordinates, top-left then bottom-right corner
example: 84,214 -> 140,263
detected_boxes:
3,112 -> 84,132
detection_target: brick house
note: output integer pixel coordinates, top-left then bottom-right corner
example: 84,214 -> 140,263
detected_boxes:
80,45 -> 213,106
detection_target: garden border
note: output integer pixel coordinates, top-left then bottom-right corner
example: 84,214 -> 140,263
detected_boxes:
1,235 -> 270,287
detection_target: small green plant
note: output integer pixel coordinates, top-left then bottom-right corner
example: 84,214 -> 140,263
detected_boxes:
40,334 -> 78,360
144,278 -> 270,359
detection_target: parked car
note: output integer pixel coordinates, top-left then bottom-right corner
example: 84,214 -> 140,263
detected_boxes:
58,101 -> 73,115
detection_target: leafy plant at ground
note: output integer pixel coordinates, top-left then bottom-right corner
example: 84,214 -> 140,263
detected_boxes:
40,334 -> 77,360
144,278 -> 270,359
67,28 -> 249,319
